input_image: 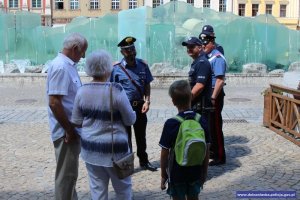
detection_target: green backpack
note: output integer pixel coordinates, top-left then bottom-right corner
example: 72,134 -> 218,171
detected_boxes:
173,113 -> 206,166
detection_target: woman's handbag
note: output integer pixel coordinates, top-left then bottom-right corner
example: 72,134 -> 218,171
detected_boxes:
113,153 -> 135,179
110,84 -> 135,179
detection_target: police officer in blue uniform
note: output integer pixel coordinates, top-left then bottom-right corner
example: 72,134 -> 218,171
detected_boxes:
199,28 -> 227,166
182,36 -> 212,183
182,37 -> 212,116
200,25 -> 224,55
111,36 -> 157,171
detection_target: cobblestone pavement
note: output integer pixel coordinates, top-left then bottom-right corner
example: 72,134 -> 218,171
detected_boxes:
0,81 -> 299,200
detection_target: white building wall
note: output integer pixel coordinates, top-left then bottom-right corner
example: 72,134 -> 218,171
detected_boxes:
288,0 -> 299,18
194,0 -> 203,8
226,0 -> 233,12
210,0 -> 219,11
144,0 -> 234,12
144,0 -> 153,7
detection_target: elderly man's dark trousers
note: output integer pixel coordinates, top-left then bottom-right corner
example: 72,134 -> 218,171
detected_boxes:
126,105 -> 148,165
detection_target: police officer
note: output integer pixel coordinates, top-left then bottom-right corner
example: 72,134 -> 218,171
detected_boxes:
182,37 -> 212,116
111,36 -> 157,171
199,27 -> 227,166
182,36 -> 212,183
201,25 -> 224,55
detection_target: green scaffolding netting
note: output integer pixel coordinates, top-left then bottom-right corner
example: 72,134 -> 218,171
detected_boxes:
0,2 -> 299,72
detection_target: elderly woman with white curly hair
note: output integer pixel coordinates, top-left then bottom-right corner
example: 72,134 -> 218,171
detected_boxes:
71,50 -> 136,200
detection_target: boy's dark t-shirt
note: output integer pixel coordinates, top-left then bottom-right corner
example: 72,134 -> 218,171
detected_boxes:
159,110 -> 210,183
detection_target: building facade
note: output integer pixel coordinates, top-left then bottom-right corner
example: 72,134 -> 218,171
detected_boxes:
0,0 -> 298,29
145,0 -> 299,29
0,0 -> 51,26
232,0 -> 299,30
51,0 -> 144,24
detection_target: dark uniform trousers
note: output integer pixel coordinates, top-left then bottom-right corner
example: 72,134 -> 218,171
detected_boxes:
210,89 -> 226,163
126,100 -> 148,165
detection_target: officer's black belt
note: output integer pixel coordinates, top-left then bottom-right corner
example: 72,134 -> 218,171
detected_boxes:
130,100 -> 144,107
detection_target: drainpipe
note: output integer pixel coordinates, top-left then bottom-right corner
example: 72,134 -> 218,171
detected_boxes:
4,0 -> 7,12
27,0 -> 30,11
50,0 -> 53,26
298,0 -> 300,29
43,0 -> 45,13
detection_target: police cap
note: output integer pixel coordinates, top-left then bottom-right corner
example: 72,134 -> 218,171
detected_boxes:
199,25 -> 216,43
201,25 -> 216,37
117,36 -> 136,49
182,37 -> 202,46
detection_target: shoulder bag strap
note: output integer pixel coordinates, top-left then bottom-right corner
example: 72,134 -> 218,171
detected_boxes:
110,83 -> 115,162
118,63 -> 144,98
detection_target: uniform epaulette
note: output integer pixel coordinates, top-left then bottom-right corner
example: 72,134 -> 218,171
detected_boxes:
113,61 -> 121,66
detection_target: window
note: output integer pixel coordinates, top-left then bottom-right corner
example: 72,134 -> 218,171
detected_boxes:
252,4 -> 258,16
203,0 -> 210,8
238,4 -> 245,16
129,0 -> 137,9
90,0 -> 99,9
219,0 -> 226,12
9,0 -> 18,8
280,4 -> 286,17
153,0 -> 163,8
55,0 -> 64,9
187,0 -> 194,6
32,0 -> 41,8
112,0 -> 120,10
70,0 -> 79,10
265,4 -> 272,14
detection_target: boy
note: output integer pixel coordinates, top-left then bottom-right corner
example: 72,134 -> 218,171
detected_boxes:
159,80 -> 210,200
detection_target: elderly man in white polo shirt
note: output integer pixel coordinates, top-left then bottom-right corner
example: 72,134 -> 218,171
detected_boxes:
46,32 -> 88,200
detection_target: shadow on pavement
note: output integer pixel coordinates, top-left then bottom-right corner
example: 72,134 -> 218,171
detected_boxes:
207,135 -> 251,180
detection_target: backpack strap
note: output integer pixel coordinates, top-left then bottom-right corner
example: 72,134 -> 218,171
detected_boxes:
194,113 -> 201,122
173,113 -> 201,123
173,115 -> 184,123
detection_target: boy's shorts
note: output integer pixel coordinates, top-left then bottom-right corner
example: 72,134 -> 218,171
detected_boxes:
167,180 -> 202,199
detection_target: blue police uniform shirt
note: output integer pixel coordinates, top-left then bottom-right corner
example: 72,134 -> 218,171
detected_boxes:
207,49 -> 227,87
159,110 -> 211,183
188,52 -> 212,108
111,58 -> 153,101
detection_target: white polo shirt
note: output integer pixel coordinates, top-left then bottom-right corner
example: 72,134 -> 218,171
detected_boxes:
46,53 -> 82,142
